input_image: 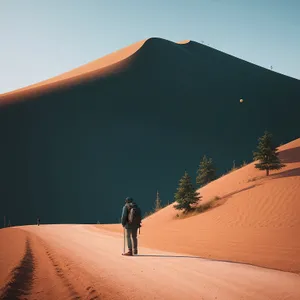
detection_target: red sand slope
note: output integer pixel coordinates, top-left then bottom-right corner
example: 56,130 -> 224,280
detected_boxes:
1,224 -> 299,300
0,228 -> 29,288
0,226 -> 120,300
100,138 -> 300,273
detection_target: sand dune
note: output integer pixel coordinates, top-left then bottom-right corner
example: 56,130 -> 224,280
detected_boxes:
3,36 -> 296,106
0,39 -> 146,98
0,38 -> 193,104
1,36 -> 299,228
0,228 -> 29,289
100,138 -> 300,273
1,38 -> 192,96
177,39 -> 191,44
1,225 -> 300,300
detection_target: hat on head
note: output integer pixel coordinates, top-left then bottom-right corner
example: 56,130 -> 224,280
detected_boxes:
125,197 -> 133,203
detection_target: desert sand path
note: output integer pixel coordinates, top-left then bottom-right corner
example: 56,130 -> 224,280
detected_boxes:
4,224 -> 300,300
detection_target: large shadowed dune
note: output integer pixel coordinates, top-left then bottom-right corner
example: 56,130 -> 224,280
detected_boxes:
0,37 -> 299,226
0,39 -> 147,99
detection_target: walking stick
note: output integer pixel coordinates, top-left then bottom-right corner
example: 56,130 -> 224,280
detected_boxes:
123,227 -> 125,254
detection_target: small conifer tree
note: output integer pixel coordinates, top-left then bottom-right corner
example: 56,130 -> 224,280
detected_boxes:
174,170 -> 201,213
196,155 -> 217,187
155,190 -> 162,212
253,131 -> 285,176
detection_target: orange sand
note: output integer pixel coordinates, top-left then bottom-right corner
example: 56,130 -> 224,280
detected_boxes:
0,228 -> 28,288
0,226 -> 123,299
100,138 -> 300,273
0,224 -> 296,300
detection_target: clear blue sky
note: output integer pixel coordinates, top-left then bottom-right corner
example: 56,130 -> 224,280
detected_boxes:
1,0 -> 299,94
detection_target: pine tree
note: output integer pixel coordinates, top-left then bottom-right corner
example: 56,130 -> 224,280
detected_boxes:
155,190 -> 162,212
174,170 -> 201,213
253,131 -> 285,176
196,155 -> 217,187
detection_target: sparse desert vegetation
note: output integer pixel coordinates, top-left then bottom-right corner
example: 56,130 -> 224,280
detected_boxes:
253,131 -> 286,176
175,195 -> 222,219
171,131 -> 286,219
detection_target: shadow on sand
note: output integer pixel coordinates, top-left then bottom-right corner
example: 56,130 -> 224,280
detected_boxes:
134,254 -> 292,272
279,146 -> 300,164
271,167 -> 300,179
134,254 -> 270,269
222,184 -> 258,200
174,184 -> 260,220
0,238 -> 35,300
136,254 -> 200,258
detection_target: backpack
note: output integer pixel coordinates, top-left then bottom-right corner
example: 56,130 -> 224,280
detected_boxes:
127,203 -> 142,227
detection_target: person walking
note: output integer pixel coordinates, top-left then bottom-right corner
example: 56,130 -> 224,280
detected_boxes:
121,197 -> 142,256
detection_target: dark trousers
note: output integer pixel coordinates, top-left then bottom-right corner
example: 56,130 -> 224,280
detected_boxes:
126,227 -> 138,250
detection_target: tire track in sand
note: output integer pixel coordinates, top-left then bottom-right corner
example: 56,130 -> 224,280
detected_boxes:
43,246 -> 80,300
0,237 -> 35,300
38,237 -> 100,300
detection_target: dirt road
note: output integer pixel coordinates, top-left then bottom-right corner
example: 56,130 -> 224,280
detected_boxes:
1,225 -> 299,300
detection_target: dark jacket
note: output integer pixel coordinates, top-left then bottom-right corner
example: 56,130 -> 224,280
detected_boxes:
121,202 -> 141,229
